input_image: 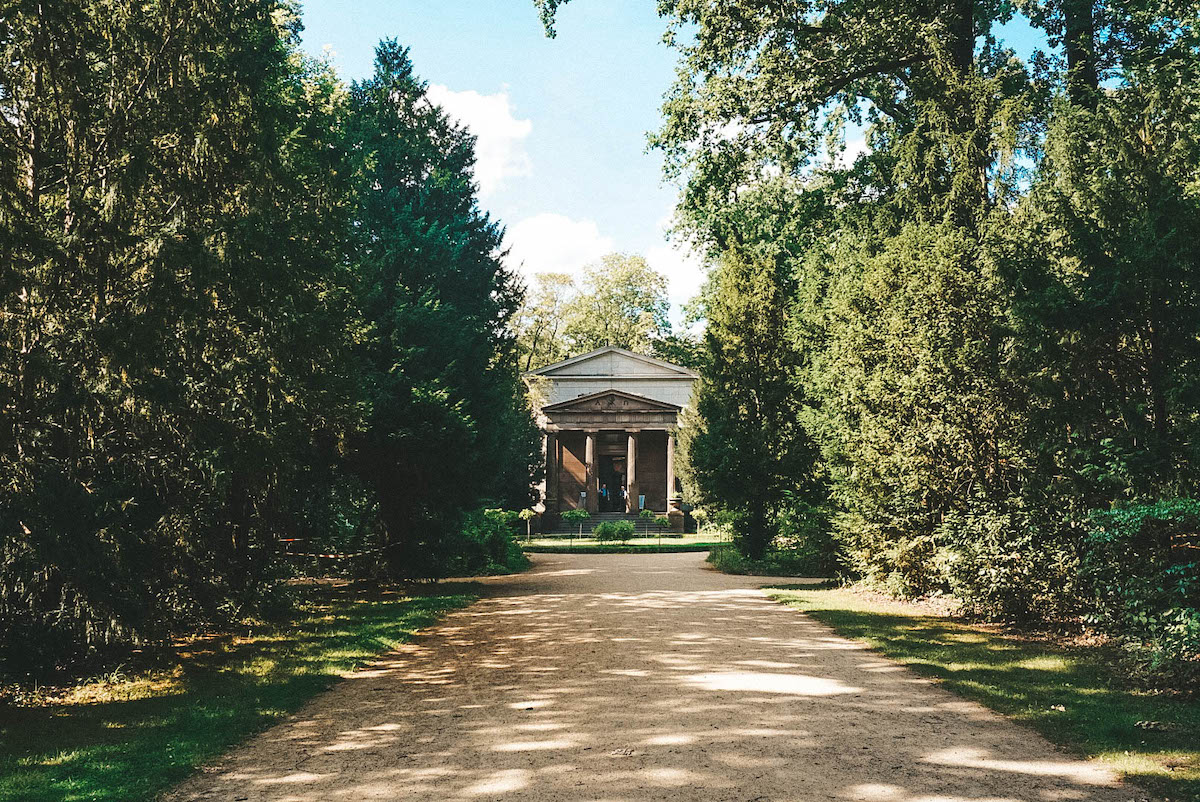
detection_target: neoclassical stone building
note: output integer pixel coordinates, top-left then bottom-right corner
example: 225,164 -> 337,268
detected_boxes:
525,347 -> 698,528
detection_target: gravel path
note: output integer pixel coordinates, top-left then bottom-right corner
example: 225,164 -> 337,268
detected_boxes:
165,552 -> 1138,802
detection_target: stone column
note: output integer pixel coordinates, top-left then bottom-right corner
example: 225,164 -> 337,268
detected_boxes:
625,431 -> 639,513
544,432 -> 558,517
585,431 -> 598,514
666,432 -> 676,508
667,431 -> 683,532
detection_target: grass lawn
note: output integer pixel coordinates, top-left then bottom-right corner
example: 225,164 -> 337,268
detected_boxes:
769,586 -> 1200,801
0,585 -> 475,802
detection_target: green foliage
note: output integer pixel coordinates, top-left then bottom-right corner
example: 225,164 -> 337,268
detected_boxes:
1,14 -> 537,672
445,509 -> 530,576
774,500 -> 840,577
1083,501 -> 1200,684
563,254 -> 671,354
561,508 -> 591,535
592,520 -> 635,542
639,509 -> 655,521
706,499 -> 837,576
514,253 -> 688,369
653,515 -> 672,531
0,0 -> 359,671
938,509 -> 1080,622
683,249 -> 819,560
515,272 -> 575,371
344,41 -> 539,580
555,0 -> 1198,646
705,544 -> 826,578
523,543 -> 715,554
526,0 -> 1200,686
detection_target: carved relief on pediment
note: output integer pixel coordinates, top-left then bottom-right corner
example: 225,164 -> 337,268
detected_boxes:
542,389 -> 681,415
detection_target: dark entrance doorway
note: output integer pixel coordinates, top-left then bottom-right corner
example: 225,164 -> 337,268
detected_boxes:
598,455 -> 626,512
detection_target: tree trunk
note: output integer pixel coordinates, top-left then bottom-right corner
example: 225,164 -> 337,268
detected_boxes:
1063,0 -> 1099,110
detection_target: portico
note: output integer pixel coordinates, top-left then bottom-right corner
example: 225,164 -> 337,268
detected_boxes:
525,347 -> 698,529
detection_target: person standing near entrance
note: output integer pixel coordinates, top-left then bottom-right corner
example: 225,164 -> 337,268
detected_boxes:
619,486 -> 628,512
599,483 -> 609,512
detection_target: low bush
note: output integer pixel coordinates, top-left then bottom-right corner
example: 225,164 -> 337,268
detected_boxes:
593,520 -> 635,542
706,543 -> 831,577
444,509 -> 530,576
774,501 -> 840,575
941,508 -> 1081,622
1083,500 -> 1200,685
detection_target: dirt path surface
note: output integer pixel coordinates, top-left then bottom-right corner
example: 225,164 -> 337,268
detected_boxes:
165,552 -> 1137,802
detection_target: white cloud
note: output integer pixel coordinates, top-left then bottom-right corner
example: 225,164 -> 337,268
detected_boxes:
646,216 -> 707,324
504,211 -> 707,329
504,213 -> 615,280
427,84 -> 532,198
834,133 -> 870,169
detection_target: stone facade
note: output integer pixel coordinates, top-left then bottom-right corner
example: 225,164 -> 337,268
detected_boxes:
525,347 -> 698,529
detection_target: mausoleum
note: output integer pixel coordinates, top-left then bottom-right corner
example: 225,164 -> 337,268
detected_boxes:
524,347 -> 698,529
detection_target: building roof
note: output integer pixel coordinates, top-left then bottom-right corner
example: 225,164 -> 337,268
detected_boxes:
524,346 -> 699,379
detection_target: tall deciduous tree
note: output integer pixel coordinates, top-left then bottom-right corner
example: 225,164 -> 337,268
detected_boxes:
515,272 -> 575,371
563,253 -> 671,354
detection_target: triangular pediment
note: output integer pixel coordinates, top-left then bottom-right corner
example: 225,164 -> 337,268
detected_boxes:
542,389 -> 681,414
525,347 -> 698,379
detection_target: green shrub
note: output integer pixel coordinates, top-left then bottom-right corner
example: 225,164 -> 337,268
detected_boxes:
706,543 -> 831,577
639,509 -> 655,521
654,515 -> 672,531
594,520 -> 635,542
941,508 -> 1080,622
518,508 -> 537,539
446,509 -> 530,576
1083,500 -> 1200,684
774,500 -> 840,575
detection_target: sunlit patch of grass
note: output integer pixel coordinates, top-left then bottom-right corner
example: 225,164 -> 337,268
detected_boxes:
0,589 -> 474,802
769,586 -> 1200,801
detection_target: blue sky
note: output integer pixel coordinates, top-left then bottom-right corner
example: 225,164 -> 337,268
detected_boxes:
299,0 -> 698,310
299,2 -> 1049,317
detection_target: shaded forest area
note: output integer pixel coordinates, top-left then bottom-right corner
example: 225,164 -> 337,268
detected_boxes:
1,4 -> 539,674
540,0 -> 1200,686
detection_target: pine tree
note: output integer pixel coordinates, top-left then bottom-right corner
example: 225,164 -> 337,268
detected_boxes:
344,41 -> 537,579
685,249 -> 816,559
